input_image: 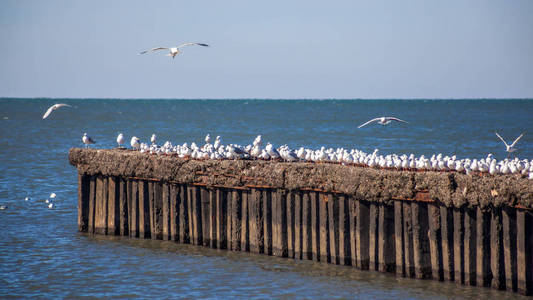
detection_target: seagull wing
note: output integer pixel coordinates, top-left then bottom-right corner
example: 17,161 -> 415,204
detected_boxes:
42,105 -> 55,119
510,133 -> 524,147
139,47 -> 169,55
358,118 -> 380,128
495,132 -> 509,147
176,42 -> 209,49
55,103 -> 71,108
387,117 -> 408,124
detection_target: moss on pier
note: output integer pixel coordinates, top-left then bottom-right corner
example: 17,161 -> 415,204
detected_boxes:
69,148 -> 533,209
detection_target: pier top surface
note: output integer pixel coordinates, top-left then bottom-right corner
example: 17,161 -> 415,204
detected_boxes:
69,148 -> 533,209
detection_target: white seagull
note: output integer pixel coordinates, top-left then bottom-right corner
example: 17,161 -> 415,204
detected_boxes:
117,133 -> 125,148
495,132 -> 524,154
82,133 -> 95,148
139,42 -> 209,59
151,134 -> 157,145
42,103 -> 71,119
358,117 -> 408,128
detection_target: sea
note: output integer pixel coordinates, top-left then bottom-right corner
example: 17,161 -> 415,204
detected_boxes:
0,98 -> 532,299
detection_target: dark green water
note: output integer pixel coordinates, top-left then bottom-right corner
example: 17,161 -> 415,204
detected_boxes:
0,99 -> 531,298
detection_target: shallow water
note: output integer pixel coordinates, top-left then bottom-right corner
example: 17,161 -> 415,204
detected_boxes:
1,99 -> 532,298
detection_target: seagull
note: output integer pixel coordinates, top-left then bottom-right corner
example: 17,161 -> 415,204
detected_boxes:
139,43 -> 209,58
131,136 -> 141,150
42,103 -> 71,119
151,134 -> 157,145
117,133 -> 125,148
495,132 -> 524,155
358,117 -> 408,128
82,133 -> 95,148
0,205 -> 7,210
48,203 -> 54,209
50,193 -> 56,199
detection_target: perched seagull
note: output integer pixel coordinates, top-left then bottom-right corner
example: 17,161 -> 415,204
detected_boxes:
117,133 -> 125,148
82,133 -> 95,148
151,134 -> 157,145
131,136 -> 141,150
358,117 -> 408,128
205,134 -> 211,144
42,103 -> 71,119
495,132 -> 524,155
139,42 -> 209,58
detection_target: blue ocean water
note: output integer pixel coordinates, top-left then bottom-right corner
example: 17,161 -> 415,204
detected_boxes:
0,98 -> 531,299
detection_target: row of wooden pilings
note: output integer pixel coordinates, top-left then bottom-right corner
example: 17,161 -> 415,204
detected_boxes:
77,174 -> 533,296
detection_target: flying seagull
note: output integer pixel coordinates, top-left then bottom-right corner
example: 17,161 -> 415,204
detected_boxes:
495,132 -> 524,154
358,117 -> 408,128
42,104 -> 71,119
139,42 -> 209,58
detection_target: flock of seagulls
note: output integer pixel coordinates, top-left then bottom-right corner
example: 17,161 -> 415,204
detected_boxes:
1,193 -> 58,211
84,132 -> 533,179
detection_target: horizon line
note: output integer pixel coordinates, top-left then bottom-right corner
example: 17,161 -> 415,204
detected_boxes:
2,97 -> 533,101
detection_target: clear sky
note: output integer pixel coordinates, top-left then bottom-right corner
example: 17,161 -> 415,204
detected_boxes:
1,0 -> 532,99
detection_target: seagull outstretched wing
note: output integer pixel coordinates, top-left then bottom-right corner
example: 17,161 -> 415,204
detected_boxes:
510,133 -> 524,147
495,132 -> 510,147
387,117 -> 408,124
139,47 -> 169,55
42,103 -> 71,119
177,42 -> 209,49
358,118 -> 380,128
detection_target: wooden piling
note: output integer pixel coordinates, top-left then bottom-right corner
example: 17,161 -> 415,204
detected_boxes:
162,183 -> 170,240
231,190 -> 242,251
78,174 -> 90,232
106,176 -> 119,236
411,202 -> 431,279
328,194 -> 339,265
378,203 -> 395,273
210,189 -> 217,248
476,207 -> 491,287
464,208 -> 477,285
302,192 -> 312,260
169,184 -> 179,242
517,210 -> 533,295
153,182 -> 163,240
94,176 -> 107,235
310,192 -> 320,262
428,204 -> 443,281
118,177 -> 127,236
217,188 -> 228,250
129,180 -> 138,238
240,190 -> 249,252
178,185 -> 189,244
201,188 -> 211,247
502,206 -> 517,292
453,208 -> 464,284
294,192 -> 302,260
440,206 -> 454,282
263,190 -> 273,255
318,193 -> 329,263
338,195 -> 350,266
286,192 -> 295,259
349,197 -> 358,268
248,188 -> 262,253
394,200 -> 405,276
369,203 -> 379,271
356,200 -> 370,270
148,181 -> 155,239
490,207 -> 505,290
272,190 -> 287,257
403,201 -> 415,277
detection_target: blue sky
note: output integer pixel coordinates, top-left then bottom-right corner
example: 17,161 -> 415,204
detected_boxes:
1,0 -> 532,99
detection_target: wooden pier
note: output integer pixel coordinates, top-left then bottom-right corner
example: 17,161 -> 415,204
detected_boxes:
71,148 -> 533,295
